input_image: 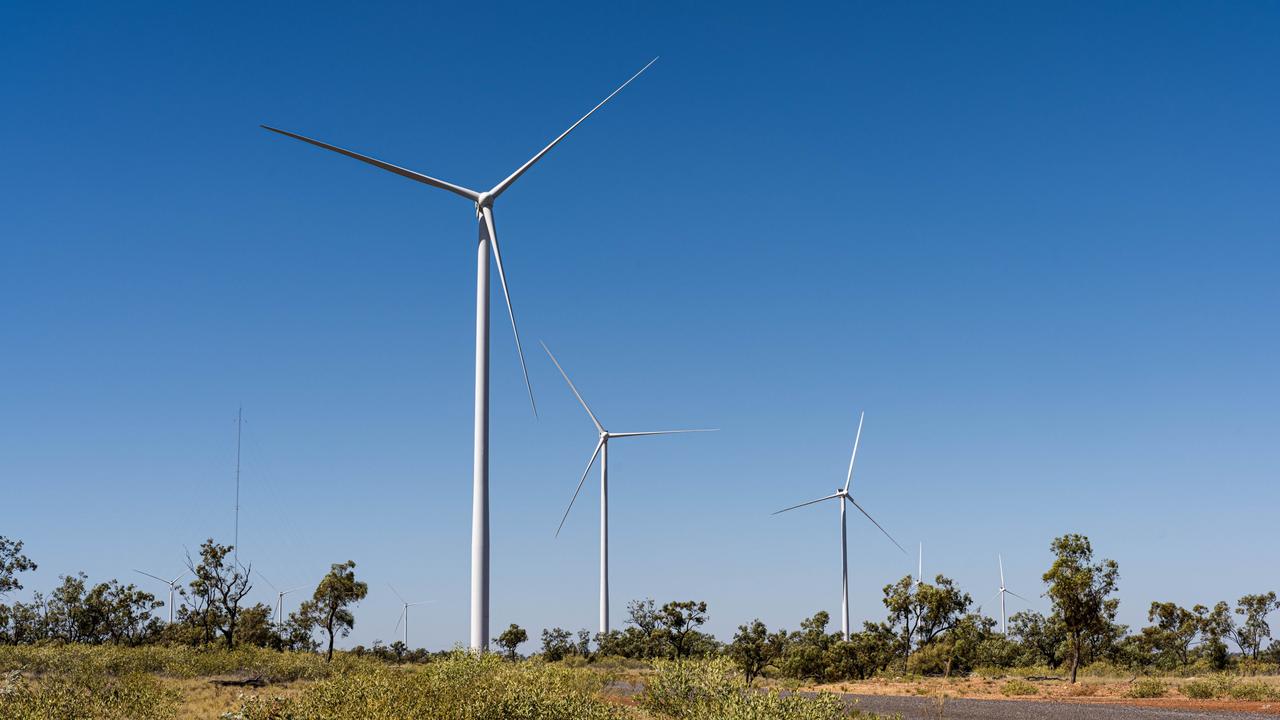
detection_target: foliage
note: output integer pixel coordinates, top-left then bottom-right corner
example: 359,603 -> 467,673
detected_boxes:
882,574 -> 972,666
1126,678 -> 1167,698
497,623 -> 529,660
0,536 -> 37,596
726,618 -> 786,686
640,656 -> 857,720
1042,534 -> 1120,682
1000,679 -> 1038,696
187,539 -> 253,650
297,560 -> 368,661
1180,675 -> 1280,701
223,651 -> 628,720
0,666 -> 179,720
1229,592 -> 1280,662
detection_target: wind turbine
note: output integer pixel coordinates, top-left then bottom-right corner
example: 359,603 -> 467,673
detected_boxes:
544,342 -> 715,634
262,58 -> 657,651
990,554 -> 1032,634
389,584 -> 431,649
773,412 -> 906,641
256,570 -> 306,625
134,569 -> 187,624
916,542 -> 923,587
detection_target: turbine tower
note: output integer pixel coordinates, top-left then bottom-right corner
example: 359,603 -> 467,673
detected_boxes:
916,542 -> 923,587
134,569 -> 187,624
256,570 -> 305,625
389,584 -> 431,648
991,554 -> 1032,634
544,342 -> 715,634
262,59 -> 657,650
773,412 -> 906,641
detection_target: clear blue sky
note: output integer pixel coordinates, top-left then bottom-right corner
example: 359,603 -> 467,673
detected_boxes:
2,0 -> 1277,651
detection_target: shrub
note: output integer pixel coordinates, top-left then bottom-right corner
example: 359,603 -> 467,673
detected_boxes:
1000,679 -> 1038,697
1126,678 -> 1166,698
0,667 -> 179,720
640,657 -> 860,719
1228,681 -> 1279,702
1181,678 -> 1218,699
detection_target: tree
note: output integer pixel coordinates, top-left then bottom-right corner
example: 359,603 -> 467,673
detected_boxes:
1142,601 -> 1200,669
495,623 -> 528,660
299,560 -> 368,662
779,611 -> 833,680
541,627 -> 574,661
883,573 -> 972,665
1042,534 -> 1119,683
1196,602 -> 1233,670
1007,610 -> 1065,668
656,600 -> 708,659
1229,592 -> 1280,664
187,540 -> 253,649
727,619 -> 786,686
234,603 -> 279,648
0,536 -> 36,596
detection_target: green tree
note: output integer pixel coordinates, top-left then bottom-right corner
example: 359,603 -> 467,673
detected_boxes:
495,623 -> 528,660
234,603 -> 279,648
1142,601 -> 1200,668
1196,601 -> 1233,670
187,540 -> 253,649
1229,592 -> 1280,664
883,573 -> 972,665
727,618 -> 786,686
0,536 -> 36,596
779,611 -> 834,680
540,627 -> 574,661
299,560 -> 367,661
656,600 -> 709,659
1007,610 -> 1064,667
1042,534 -> 1119,683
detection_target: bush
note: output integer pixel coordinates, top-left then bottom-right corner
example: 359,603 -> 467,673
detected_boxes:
1228,681 -> 1280,702
1181,678 -> 1219,699
1126,678 -> 1166,698
640,657 -> 862,719
223,652 -> 627,720
0,667 -> 179,720
1000,679 -> 1038,697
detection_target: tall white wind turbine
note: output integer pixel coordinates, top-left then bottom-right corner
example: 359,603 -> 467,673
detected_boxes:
544,342 -> 715,634
389,584 -> 431,649
990,554 -> 1032,634
773,412 -> 906,641
916,542 -> 923,587
255,570 -> 306,625
134,569 -> 187,624
263,59 -> 657,650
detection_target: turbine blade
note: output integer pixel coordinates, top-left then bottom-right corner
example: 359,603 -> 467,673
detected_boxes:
393,607 -> 405,635
254,569 -> 279,593
555,438 -> 605,537
1006,590 -> 1034,604
169,571 -> 189,585
483,207 -> 536,417
609,429 -> 718,438
843,411 -> 865,493
489,57 -> 658,199
408,600 -> 433,606
133,569 -> 168,585
846,496 -> 907,553
388,583 -> 407,605
999,555 -> 1005,586
260,125 -> 480,201
771,493 -> 841,515
541,341 -> 603,432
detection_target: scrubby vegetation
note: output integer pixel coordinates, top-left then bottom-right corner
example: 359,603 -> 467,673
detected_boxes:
3,530 -> 1278,717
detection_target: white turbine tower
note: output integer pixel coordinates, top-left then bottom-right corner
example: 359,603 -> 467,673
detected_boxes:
134,569 -> 187,624
991,554 -> 1032,634
256,570 -> 306,625
389,584 -> 431,649
916,542 -> 923,587
262,59 -> 657,651
773,412 -> 906,641
544,342 -> 715,634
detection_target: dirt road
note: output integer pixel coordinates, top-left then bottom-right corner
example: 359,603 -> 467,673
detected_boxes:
844,694 -> 1279,719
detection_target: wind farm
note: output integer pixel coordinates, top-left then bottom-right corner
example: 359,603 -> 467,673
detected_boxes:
3,3 -> 1279,719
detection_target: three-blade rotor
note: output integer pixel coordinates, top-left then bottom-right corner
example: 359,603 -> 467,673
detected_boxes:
543,342 -> 716,536
262,58 -> 659,419
772,412 -> 906,554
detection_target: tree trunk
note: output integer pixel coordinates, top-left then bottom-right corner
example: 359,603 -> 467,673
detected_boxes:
326,627 -> 335,662
1069,645 -> 1080,683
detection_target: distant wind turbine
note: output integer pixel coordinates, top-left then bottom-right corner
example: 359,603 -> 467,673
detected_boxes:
256,569 -> 306,625
990,554 -> 1032,634
916,542 -> 923,587
389,584 -> 431,648
773,412 -> 906,641
544,342 -> 716,634
262,58 -> 658,651
134,569 -> 187,624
